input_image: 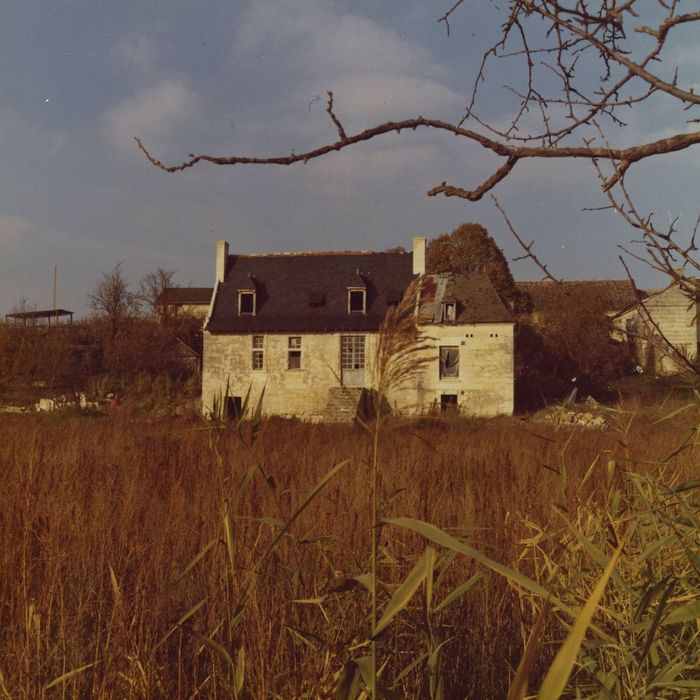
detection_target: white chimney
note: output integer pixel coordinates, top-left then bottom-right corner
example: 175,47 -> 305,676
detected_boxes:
216,240 -> 229,284
412,236 -> 426,276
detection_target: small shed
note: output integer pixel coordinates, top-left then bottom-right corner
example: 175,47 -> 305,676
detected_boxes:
5,309 -> 73,325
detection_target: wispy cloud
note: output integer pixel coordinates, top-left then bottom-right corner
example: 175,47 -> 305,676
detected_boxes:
0,213 -> 37,246
234,0 -> 463,128
102,79 -> 202,157
237,0 -> 441,77
111,33 -> 159,77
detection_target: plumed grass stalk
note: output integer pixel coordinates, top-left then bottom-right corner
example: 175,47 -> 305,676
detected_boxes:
360,277 -> 434,699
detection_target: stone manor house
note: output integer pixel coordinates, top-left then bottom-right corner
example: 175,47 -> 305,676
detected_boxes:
199,238 -> 515,420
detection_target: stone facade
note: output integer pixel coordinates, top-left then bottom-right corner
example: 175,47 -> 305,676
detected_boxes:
201,239 -> 515,421
202,321 -> 514,420
402,322 -> 514,416
612,282 -> 699,375
202,331 -> 377,419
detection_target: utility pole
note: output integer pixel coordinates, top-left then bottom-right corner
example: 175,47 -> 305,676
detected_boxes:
52,264 -> 57,326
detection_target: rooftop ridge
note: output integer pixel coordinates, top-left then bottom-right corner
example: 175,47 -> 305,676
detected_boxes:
516,278 -> 635,284
230,249 -> 406,258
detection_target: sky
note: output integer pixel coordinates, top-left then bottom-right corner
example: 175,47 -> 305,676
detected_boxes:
1,0 -> 698,317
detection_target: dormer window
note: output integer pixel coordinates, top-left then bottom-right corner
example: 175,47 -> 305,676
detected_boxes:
348,288 -> 366,314
238,290 -> 256,315
443,301 -> 456,323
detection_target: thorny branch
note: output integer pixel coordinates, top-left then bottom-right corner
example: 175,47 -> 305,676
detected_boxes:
589,128 -> 699,291
135,107 -> 700,203
137,2 -> 699,205
491,195 -> 560,283
137,1 -> 699,308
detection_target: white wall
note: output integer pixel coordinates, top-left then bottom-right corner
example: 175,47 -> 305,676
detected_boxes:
202,323 -> 514,419
613,284 -> 698,375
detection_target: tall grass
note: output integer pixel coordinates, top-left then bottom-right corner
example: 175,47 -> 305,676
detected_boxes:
0,402 -> 696,698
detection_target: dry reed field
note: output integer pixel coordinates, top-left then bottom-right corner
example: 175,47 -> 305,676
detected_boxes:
0,402 -> 698,699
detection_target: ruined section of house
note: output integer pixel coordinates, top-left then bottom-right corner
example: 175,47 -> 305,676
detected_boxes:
517,278 -> 699,376
201,238 -> 514,421
612,280 -> 699,375
517,279 -> 640,323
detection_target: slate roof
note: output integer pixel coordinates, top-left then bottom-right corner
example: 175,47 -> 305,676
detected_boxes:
516,280 -> 642,314
207,251 -> 415,333
155,287 -> 214,305
206,251 -> 514,333
419,272 -> 513,324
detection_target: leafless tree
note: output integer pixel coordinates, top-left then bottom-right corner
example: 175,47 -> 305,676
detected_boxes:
88,263 -> 140,339
9,298 -> 38,324
136,1 -> 699,296
139,267 -> 177,321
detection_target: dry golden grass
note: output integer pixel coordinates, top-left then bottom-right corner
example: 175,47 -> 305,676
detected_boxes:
0,405 -> 696,699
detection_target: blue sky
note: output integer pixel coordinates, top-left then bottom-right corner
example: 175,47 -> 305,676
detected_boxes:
2,1 -> 698,316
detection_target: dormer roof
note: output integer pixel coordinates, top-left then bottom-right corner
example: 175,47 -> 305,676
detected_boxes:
419,272 -> 513,324
206,249 -> 514,333
207,250 -> 415,333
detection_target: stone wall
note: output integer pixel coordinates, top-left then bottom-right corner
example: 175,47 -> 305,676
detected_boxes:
387,322 -> 514,416
202,322 -> 514,420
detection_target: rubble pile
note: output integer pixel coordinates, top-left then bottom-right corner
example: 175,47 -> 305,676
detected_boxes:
535,396 -> 609,429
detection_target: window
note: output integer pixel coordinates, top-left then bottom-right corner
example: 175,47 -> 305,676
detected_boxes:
348,289 -> 366,313
238,291 -> 255,315
341,335 -> 365,370
443,302 -> 456,322
225,396 -> 242,420
341,335 -> 365,386
439,346 -> 459,379
252,335 -> 264,370
440,394 -> 458,412
288,336 -> 302,369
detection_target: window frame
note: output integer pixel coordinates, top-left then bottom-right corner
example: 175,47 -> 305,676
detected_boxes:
287,336 -> 302,370
252,335 -> 264,370
348,288 -> 366,314
340,335 -> 366,370
442,301 -> 456,323
238,290 -> 256,316
439,345 -> 460,379
440,394 -> 459,412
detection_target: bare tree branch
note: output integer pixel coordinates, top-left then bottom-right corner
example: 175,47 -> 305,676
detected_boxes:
136,118 -> 700,202
491,195 -> 560,282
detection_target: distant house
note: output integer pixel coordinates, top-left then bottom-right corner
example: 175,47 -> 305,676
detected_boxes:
155,287 -> 213,319
611,280 -> 699,375
201,238 -> 514,421
517,279 -> 699,376
516,279 -> 640,323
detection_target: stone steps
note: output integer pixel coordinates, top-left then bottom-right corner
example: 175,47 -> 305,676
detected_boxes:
323,387 -> 365,423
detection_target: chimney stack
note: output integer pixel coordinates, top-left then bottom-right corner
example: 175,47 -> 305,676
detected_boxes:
412,236 -> 426,276
216,240 -> 229,284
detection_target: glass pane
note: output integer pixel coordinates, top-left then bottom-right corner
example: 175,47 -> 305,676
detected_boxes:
349,290 -> 365,312
341,336 -> 365,369
439,347 -> 459,378
239,292 -> 255,314
288,351 -> 301,370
